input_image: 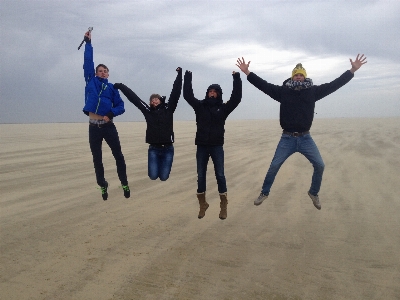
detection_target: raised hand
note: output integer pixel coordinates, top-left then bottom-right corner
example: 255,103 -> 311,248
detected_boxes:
350,54 -> 367,73
236,57 -> 251,75
113,83 -> 123,90
184,70 -> 192,83
84,31 -> 91,42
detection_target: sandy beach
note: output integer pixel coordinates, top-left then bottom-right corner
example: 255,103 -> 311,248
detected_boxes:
1,118 -> 400,300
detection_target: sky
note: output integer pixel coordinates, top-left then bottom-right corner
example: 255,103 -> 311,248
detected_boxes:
1,0 -> 399,124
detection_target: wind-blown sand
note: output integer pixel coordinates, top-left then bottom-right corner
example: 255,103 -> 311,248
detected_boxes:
1,118 -> 400,300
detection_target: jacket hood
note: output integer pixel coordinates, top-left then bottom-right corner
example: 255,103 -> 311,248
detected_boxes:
206,84 -> 222,98
205,84 -> 223,105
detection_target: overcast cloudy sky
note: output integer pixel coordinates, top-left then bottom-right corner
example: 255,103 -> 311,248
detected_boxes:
1,0 -> 399,123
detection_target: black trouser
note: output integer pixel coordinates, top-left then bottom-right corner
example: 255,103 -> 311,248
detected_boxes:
88,123 -> 128,186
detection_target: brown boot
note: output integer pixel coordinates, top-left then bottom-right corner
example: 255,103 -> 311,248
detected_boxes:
219,192 -> 228,220
197,192 -> 209,219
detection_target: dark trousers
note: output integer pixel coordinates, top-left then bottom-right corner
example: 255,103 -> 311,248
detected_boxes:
196,145 -> 227,194
88,123 -> 128,187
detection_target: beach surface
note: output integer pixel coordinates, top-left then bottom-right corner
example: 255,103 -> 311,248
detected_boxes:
1,118 -> 400,300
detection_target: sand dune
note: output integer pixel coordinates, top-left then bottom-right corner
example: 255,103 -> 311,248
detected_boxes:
1,118 -> 399,300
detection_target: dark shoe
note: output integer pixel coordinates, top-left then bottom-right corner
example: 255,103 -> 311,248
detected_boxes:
254,192 -> 268,206
101,181 -> 109,201
308,191 -> 321,210
122,185 -> 130,198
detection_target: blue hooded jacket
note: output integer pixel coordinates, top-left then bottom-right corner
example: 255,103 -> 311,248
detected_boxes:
82,43 -> 125,117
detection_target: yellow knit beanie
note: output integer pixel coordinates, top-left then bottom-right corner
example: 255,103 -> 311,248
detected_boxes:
292,63 -> 307,78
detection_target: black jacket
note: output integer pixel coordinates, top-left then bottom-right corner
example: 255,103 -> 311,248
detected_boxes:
247,70 -> 354,132
183,71 -> 242,146
115,69 -> 182,144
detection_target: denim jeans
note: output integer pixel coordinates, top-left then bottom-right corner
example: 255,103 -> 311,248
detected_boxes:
196,145 -> 227,194
88,123 -> 128,187
148,145 -> 174,181
261,133 -> 325,196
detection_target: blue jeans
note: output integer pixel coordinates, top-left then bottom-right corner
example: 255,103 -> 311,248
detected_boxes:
261,133 -> 325,196
196,145 -> 227,194
148,145 -> 174,181
88,123 -> 128,187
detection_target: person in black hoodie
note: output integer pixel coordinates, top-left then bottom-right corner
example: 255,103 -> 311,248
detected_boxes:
236,55 -> 367,210
183,70 -> 242,220
114,67 -> 182,181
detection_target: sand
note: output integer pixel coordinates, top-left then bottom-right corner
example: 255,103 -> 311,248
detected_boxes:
1,118 -> 400,300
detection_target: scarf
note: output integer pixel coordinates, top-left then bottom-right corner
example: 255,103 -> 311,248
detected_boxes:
285,78 -> 313,90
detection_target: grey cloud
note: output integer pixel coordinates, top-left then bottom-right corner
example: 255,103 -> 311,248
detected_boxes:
1,0 -> 399,124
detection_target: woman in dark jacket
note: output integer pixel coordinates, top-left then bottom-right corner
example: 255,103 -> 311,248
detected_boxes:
183,70 -> 242,220
114,67 -> 182,181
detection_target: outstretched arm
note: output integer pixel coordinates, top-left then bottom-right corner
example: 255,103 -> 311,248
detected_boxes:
314,54 -> 367,101
183,70 -> 199,109
224,71 -> 242,116
83,31 -> 95,84
236,57 -> 251,76
349,54 -> 367,73
113,83 -> 149,114
166,67 -> 183,113
237,57 -> 282,101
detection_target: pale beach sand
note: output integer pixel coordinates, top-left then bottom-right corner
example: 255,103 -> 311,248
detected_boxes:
1,118 -> 400,300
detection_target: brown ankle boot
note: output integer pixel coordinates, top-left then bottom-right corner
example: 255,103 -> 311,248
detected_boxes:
197,192 -> 209,219
219,192 -> 228,220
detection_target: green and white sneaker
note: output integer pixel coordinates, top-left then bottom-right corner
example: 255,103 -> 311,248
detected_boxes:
101,181 -> 109,201
121,185 -> 130,198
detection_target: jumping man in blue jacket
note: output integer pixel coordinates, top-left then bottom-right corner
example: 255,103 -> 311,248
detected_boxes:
236,55 -> 367,210
82,30 -> 130,201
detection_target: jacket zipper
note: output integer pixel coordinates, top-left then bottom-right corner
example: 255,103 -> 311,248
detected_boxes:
95,83 -> 107,114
